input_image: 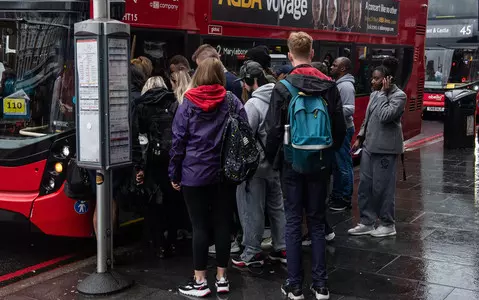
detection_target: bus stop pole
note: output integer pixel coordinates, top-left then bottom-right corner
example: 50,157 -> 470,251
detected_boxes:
94,0 -> 110,277
93,0 -> 109,19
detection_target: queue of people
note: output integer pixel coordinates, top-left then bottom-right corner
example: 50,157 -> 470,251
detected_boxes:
83,31 -> 406,300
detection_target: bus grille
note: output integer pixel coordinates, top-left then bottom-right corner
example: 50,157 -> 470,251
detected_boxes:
416,77 -> 425,110
416,24 -> 426,36
409,97 -> 417,112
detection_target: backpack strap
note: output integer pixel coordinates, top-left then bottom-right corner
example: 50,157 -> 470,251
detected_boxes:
280,79 -> 300,125
225,91 -> 236,115
280,79 -> 299,97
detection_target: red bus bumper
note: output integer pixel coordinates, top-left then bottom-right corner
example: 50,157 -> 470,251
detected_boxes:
0,187 -> 94,238
0,161 -> 93,238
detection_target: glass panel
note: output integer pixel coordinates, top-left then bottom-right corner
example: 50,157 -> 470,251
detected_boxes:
428,0 -> 478,18
425,48 -> 454,89
132,30 -> 186,82
354,46 -> 370,95
449,49 -> 479,84
0,12 -> 84,140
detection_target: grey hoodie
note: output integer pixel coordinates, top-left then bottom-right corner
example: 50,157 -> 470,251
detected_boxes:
336,73 -> 356,128
244,83 -> 277,178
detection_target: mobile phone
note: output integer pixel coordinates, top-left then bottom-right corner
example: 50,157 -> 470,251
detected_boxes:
352,148 -> 362,155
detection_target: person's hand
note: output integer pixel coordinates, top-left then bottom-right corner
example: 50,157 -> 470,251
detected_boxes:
382,76 -> 392,92
136,170 -> 144,185
171,182 -> 181,191
351,139 -> 361,153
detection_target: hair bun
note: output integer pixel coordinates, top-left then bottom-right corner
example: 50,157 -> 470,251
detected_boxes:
382,57 -> 399,75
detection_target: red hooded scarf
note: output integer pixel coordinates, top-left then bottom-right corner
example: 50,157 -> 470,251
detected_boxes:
185,84 -> 227,112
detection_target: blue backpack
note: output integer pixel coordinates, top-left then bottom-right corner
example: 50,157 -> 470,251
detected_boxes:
281,79 -> 334,174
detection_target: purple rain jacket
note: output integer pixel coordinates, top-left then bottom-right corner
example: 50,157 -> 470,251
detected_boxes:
168,84 -> 247,187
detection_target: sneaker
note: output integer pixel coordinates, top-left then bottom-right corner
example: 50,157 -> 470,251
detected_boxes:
310,285 -> 330,300
261,237 -> 273,249
325,232 -> 336,242
281,282 -> 304,300
370,225 -> 396,237
209,241 -> 241,254
348,224 -> 375,236
230,240 -> 241,253
301,235 -> 311,246
231,253 -> 264,267
269,250 -> 287,264
178,278 -> 211,298
215,277 -> 230,294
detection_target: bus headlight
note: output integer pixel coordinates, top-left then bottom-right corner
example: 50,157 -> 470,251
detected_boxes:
48,178 -> 56,190
474,85 -> 479,91
62,146 -> 70,157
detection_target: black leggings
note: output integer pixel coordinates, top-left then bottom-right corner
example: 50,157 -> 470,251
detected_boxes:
183,184 -> 234,270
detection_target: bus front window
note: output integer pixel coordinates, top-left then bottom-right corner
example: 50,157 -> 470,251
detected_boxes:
0,12 -> 81,139
424,48 -> 454,89
449,49 -> 479,84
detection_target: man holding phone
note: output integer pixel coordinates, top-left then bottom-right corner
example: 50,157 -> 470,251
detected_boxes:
329,57 -> 356,211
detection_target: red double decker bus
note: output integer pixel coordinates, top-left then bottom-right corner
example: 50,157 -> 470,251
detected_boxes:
0,0 -> 427,238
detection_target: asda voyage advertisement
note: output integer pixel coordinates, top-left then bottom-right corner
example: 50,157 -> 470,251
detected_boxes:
212,0 -> 399,36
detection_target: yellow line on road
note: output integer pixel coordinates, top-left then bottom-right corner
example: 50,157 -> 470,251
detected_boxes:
119,217 -> 144,227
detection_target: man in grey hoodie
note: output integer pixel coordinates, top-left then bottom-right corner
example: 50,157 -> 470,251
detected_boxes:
329,57 -> 356,211
232,60 -> 287,267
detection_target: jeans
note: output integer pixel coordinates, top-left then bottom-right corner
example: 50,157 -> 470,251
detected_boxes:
236,175 -> 286,261
182,184 -> 235,270
358,148 -> 398,226
282,164 -> 328,288
331,126 -> 355,203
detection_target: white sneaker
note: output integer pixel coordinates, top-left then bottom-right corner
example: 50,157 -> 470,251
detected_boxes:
230,240 -> 241,253
261,237 -> 273,249
370,225 -> 396,237
348,224 -> 375,236
215,276 -> 230,294
209,241 -> 241,254
325,232 -> 335,242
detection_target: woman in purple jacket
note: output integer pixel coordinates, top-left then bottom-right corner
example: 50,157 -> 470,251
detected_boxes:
169,57 -> 247,298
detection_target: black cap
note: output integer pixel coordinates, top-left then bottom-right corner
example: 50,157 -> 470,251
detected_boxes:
235,60 -> 264,82
245,46 -> 271,69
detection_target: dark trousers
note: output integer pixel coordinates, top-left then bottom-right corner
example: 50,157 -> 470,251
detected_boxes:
143,186 -> 180,248
143,161 -> 182,247
183,184 -> 234,270
283,165 -> 328,288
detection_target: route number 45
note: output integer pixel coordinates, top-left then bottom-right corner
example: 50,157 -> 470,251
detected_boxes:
460,25 -> 472,36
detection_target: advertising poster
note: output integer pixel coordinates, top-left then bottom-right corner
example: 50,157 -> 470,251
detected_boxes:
212,0 -> 399,36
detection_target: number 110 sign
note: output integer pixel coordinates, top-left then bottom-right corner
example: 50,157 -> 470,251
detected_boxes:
2,97 -> 29,119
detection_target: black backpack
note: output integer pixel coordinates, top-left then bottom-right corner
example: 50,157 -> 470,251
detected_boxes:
142,100 -> 178,166
221,92 -> 260,184
64,157 -> 94,200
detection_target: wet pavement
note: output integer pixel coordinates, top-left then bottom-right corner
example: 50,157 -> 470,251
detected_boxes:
2,123 -> 479,300
0,225 -> 95,287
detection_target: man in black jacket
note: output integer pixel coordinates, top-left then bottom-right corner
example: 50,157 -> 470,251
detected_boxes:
265,31 -> 346,300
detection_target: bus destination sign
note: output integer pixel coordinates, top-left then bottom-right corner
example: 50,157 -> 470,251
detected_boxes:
426,19 -> 477,39
212,0 -> 400,36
